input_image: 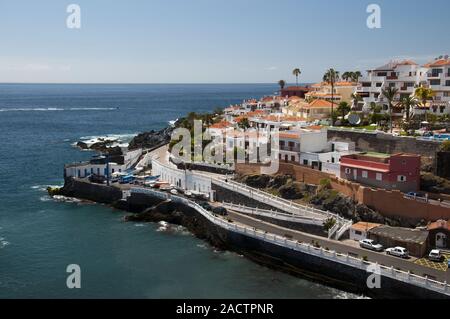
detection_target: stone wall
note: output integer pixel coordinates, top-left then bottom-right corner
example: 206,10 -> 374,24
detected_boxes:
212,183 -> 282,212
436,152 -> 450,179
60,177 -> 123,204
236,163 -> 450,222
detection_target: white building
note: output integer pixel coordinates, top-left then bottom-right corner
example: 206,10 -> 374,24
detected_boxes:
65,148 -> 142,179
420,56 -> 450,116
278,128 -> 328,163
355,60 -> 428,113
349,222 -> 382,241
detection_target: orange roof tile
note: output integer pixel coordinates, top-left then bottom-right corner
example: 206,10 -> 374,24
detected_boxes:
308,99 -> 334,108
424,58 -> 450,68
351,222 -> 382,232
209,121 -> 232,129
427,220 -> 450,231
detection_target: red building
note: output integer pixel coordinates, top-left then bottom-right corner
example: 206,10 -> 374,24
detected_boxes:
340,152 -> 421,192
280,86 -> 311,98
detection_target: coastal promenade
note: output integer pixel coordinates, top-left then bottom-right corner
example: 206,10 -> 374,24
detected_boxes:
129,186 -> 450,297
142,146 -> 450,288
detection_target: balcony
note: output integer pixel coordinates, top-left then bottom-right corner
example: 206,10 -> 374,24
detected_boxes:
280,146 -> 300,153
427,73 -> 441,78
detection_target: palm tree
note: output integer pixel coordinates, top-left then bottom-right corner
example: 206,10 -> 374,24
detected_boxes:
415,86 -> 435,122
292,68 -> 301,87
323,68 -> 340,125
337,102 -> 351,122
352,71 -> 362,83
351,92 -> 362,111
342,72 -> 352,82
381,86 -> 399,133
278,80 -> 286,91
400,95 -> 418,123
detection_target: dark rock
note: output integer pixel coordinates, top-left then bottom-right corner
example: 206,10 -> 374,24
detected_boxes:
128,126 -> 174,150
279,182 -> 304,200
241,175 -> 271,188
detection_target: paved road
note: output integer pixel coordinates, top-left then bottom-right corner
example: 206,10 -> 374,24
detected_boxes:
225,209 -> 447,282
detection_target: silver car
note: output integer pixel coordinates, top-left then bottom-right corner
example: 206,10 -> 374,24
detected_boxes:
386,247 -> 409,258
359,239 -> 384,252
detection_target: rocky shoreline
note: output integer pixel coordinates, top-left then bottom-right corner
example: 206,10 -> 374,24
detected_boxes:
48,178 -> 449,299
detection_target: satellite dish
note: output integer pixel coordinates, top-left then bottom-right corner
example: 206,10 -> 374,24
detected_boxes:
348,113 -> 361,125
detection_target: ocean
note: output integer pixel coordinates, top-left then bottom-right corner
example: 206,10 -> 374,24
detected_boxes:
0,83 -> 361,299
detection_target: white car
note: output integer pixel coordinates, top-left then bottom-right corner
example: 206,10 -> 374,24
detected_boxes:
428,250 -> 444,262
386,247 -> 409,258
359,239 -> 383,252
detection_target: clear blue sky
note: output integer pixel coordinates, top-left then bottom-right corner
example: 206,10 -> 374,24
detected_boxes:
1,0 -> 449,83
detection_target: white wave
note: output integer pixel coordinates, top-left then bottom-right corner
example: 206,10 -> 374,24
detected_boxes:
0,107 -> 118,112
69,107 -> 118,111
333,291 -> 370,299
39,195 -> 52,202
0,237 -> 10,249
31,184 -> 62,192
52,195 -> 82,203
0,107 -> 64,112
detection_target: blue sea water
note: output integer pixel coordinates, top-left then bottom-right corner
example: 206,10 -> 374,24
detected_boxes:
0,83 -> 358,299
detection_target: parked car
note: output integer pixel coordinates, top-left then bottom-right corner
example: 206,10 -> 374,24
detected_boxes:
428,250 -> 444,262
386,247 -> 409,258
198,201 -> 212,211
407,192 -> 426,198
359,239 -> 383,252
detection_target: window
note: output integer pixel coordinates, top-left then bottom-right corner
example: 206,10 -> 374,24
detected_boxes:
291,156 -> 295,162
398,175 -> 407,182
430,79 -> 441,86
376,83 -> 382,87
345,168 -> 352,174
303,160 -> 309,166
355,231 -> 362,236
389,83 -> 396,88
376,173 -> 383,181
445,80 -> 450,87
362,171 -> 368,178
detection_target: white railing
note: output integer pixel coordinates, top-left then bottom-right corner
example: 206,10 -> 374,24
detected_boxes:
328,222 -> 340,239
212,178 -> 350,226
129,186 -> 450,297
222,202 -> 324,226
335,220 -> 353,240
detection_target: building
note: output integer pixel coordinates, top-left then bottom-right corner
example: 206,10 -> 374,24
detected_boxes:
368,225 -> 429,258
280,86 -> 311,98
306,81 -> 358,104
355,60 -> 428,113
349,222 -> 382,241
422,56 -> 450,116
278,128 -> 328,163
427,220 -> 450,250
285,99 -> 334,121
340,152 -> 421,192
65,148 -> 143,179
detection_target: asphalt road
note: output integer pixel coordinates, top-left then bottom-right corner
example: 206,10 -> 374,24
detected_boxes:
226,209 -> 448,282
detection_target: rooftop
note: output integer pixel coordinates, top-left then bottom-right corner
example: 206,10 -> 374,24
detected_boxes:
351,222 -> 382,232
369,225 -> 429,245
424,57 -> 450,68
428,220 -> 450,231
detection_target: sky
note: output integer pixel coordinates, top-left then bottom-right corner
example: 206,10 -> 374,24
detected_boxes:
0,0 -> 449,84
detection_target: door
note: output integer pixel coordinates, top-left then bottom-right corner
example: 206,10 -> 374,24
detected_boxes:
436,233 -> 447,248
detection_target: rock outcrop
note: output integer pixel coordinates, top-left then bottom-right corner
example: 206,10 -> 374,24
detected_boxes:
128,126 -> 174,150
